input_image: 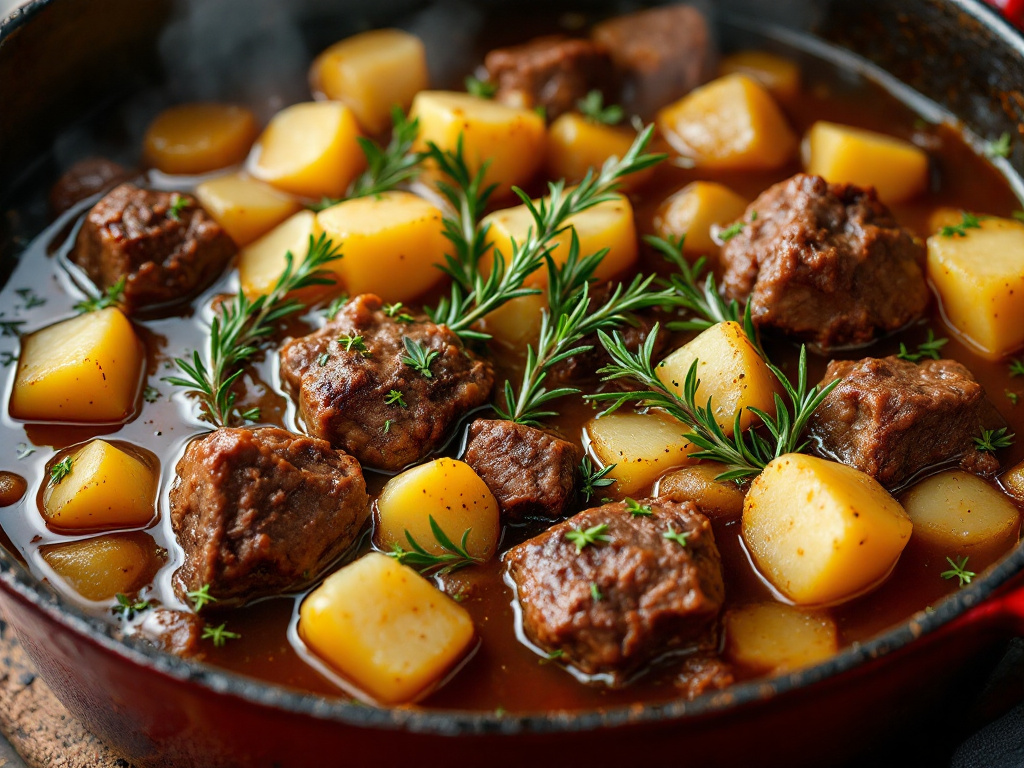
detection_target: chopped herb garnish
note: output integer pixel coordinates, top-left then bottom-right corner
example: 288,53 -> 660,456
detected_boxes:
0,351 -> 15,367
565,523 -> 611,552
337,334 -> 371,357
388,515 -> 484,575
239,406 -> 261,422
74,276 -> 127,314
939,211 -> 982,238
1007,390 -> 1020,405
317,352 -> 331,366
717,211 -> 757,243
465,75 -> 497,99
111,593 -> 150,619
385,389 -> 407,408
1010,359 -> 1024,378
382,302 -> 414,323
15,288 -> 45,309
941,555 -> 975,587
577,89 -> 624,125
143,386 -> 161,403
201,623 -> 240,647
896,329 -> 949,362
322,295 -> 349,320
590,582 -> 603,602
186,583 -> 218,612
49,456 -> 73,485
580,456 -> 616,502
625,497 -> 653,517
986,132 -> 1012,159
166,193 -> 188,221
539,649 -> 564,664
382,419 -> 392,434
0,320 -> 25,337
401,337 -> 439,378
662,524 -> 691,547
974,427 -> 1014,453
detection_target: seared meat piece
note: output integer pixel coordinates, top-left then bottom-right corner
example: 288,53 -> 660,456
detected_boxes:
675,652 -> 735,700
506,497 -> 724,681
49,157 -> 135,216
484,35 -> 615,120
169,427 -> 369,605
719,174 -> 929,350
71,183 -> 235,313
462,418 -> 581,522
809,356 -> 997,488
279,294 -> 494,471
137,609 -> 205,658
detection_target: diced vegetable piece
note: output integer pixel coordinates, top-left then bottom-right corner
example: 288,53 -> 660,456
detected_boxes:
482,292 -> 546,349
719,50 -> 801,102
655,321 -> 776,436
299,552 -> 475,704
411,91 -> 545,198
251,101 -> 365,199
143,103 -> 258,175
656,74 -> 797,170
657,463 -> 746,519
724,602 -> 838,674
585,410 -> 695,495
194,173 -> 301,246
928,206 -> 965,234
238,210 -> 326,300
42,440 -> 157,531
654,181 -> 748,255
742,454 -> 913,605
483,193 -> 637,288
545,114 -> 653,191
1004,459 -> 1024,504
9,308 -> 144,424
310,29 -> 428,135
804,121 -> 929,204
41,532 -> 160,602
375,458 -> 499,562
927,216 -> 1024,359
900,470 -> 1020,560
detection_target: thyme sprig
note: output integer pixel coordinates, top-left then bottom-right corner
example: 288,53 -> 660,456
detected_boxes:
580,456 -> 615,501
74,276 -> 127,314
111,593 -> 150,619
577,89 -> 624,125
49,456 -> 73,485
974,427 -> 1015,453
401,337 -> 439,378
388,515 -> 484,575
897,329 -> 949,362
941,555 -> 976,587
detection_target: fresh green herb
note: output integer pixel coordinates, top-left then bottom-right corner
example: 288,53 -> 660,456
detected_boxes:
0,351 -> 16,367
239,406 -> 261,422
465,75 -> 497,99
15,288 -> 45,309
1007,390 -> 1020,405
1013,211 -> 1024,223
337,334 -> 371,357
534,105 -> 548,121
166,193 -> 188,222
388,515 -> 484,575
201,623 -> 241,647
322,295 -> 349,321
974,427 -> 1014,453
382,419 -> 392,434
1010,359 -> 1024,378
0,320 -> 24,338
16,443 -> 35,460
401,337 -> 439,378
986,132 -> 1012,159
939,211 -> 982,238
565,523 -> 611,553
717,211 -> 757,243
74,276 -> 127,314
385,389 -> 407,408
590,582 -> 603,602
662,524 -> 691,547
577,89 -> 624,125
580,456 -> 616,501
625,497 -> 653,517
317,352 -> 331,366
941,555 -> 975,587
896,329 -> 949,362
49,456 -> 73,485
143,386 -> 161,403
539,649 -> 564,665
111,593 -> 150,619
382,302 -> 415,323
187,584 -> 218,612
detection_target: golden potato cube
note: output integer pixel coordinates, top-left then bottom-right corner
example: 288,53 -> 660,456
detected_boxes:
482,292 -> 547,349
10,308 -> 144,424
585,410 -> 695,495
657,463 -> 747,519
311,29 -> 428,135
194,173 -> 301,247
656,321 -> 776,436
654,181 -> 749,255
143,103 -> 258,175
42,440 -> 157,532
299,552 -> 475,704
545,114 -> 653,191
927,216 -> 1024,358
483,193 -> 637,288
238,210 -> 330,300
719,51 -> 800,102
656,74 -> 797,171
316,191 -> 447,302
251,101 -> 365,199
742,454 -> 913,605
725,603 -> 838,674
1004,459 -> 1024,504
41,532 -> 159,602
376,458 -> 499,562
411,91 -> 545,198
805,121 -> 929,204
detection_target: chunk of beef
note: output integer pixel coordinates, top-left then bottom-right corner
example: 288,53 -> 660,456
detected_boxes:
49,157 -> 135,216
169,427 -> 369,605
675,652 -> 735,700
719,174 -> 929,350
591,5 -> 715,116
484,35 -> 615,120
809,356 -> 997,489
506,497 -> 724,681
137,609 -> 205,658
279,294 -> 494,471
462,418 -> 581,522
71,183 -> 236,313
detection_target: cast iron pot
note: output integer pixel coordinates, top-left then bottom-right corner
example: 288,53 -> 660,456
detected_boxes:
3,1 -> 1024,765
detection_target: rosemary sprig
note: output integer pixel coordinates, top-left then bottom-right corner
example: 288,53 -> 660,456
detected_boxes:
974,427 -> 1014,453
580,456 -> 615,501
388,515 -> 484,575
401,337 -> 439,378
74,276 -> 127,314
465,75 -> 497,99
577,90 -> 624,125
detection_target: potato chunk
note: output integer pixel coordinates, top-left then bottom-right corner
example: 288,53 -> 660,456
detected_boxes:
194,173 -> 300,247
654,181 -> 748,255
743,454 -> 912,605
238,210 -> 326,300
545,114 -> 653,191
927,216 -> 1024,359
143,103 -> 258,175
482,292 -> 546,349
375,458 -> 499,562
656,321 -> 776,436
10,308 -> 144,424
719,51 -> 800,102
657,74 -> 797,171
804,121 -> 929,204
585,410 -> 695,495
251,101 -> 365,199
900,471 -> 1020,560
725,603 -> 838,674
411,91 -> 545,198
41,532 -> 160,602
311,29 -> 428,135
657,463 -> 746,519
299,552 -> 475,704
316,191 -> 447,302
42,440 -> 157,532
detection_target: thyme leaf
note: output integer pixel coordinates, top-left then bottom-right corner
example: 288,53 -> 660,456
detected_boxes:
74,276 -> 126,314
388,515 -> 484,575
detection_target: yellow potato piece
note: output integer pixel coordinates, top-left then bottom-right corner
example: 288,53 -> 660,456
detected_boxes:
657,74 -> 797,171
1004,459 -> 1024,504
194,173 -> 301,247
10,308 -> 144,424
42,440 -> 157,532
481,292 -> 547,350
725,602 -> 838,674
238,210 -> 330,300
376,458 -> 499,562
545,114 -> 653,191
316,191 -> 447,302
411,91 -> 545,198
719,51 -> 801,102
742,454 -> 913,605
585,410 -> 695,495
927,216 -> 1024,358
299,552 -> 475,704
311,29 -> 428,135
656,321 -> 776,436
41,532 -> 159,602
251,101 -> 365,199
143,103 -> 258,175
654,181 -> 749,255
805,121 -> 929,204
657,463 -> 747,519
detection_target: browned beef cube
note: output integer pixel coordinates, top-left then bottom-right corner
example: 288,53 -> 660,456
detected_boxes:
169,427 -> 369,605
719,174 -> 929,350
592,5 -> 715,116
462,418 -> 581,522
675,652 -> 735,700
279,294 -> 494,471
137,609 -> 205,658
809,356 -> 997,489
49,157 -> 135,216
71,183 -> 236,313
484,35 -> 615,120
506,498 -> 724,681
